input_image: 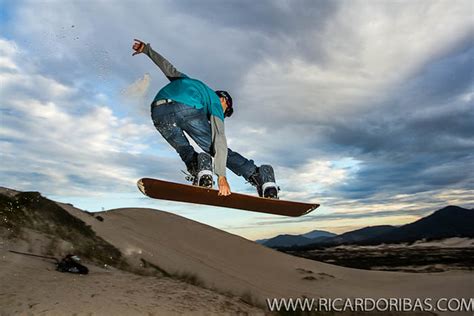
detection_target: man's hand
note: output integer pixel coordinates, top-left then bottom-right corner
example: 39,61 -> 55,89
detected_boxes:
132,39 -> 145,56
218,176 -> 231,196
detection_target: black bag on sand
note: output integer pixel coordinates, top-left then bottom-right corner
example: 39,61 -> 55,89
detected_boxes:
56,254 -> 89,275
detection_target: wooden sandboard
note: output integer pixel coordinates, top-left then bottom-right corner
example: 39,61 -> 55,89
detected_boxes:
137,178 -> 319,217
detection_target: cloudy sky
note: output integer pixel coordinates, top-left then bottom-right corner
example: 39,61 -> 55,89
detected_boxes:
1,0 -> 473,240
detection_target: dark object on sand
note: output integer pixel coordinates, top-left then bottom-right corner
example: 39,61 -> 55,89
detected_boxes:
56,254 -> 89,274
9,250 -> 89,275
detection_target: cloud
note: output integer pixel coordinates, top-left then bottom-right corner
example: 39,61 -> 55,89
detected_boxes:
0,37 -> 175,196
271,158 -> 358,202
323,42 -> 474,200
221,2 -> 473,213
1,1 -> 473,237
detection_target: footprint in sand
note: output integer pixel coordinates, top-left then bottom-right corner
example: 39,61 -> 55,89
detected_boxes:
302,272 -> 335,281
296,268 -> 335,280
296,267 -> 313,274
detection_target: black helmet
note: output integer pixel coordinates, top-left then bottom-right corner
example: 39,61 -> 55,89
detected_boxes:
215,90 -> 233,117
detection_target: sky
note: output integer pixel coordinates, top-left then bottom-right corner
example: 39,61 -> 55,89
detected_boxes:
1,0 -> 473,240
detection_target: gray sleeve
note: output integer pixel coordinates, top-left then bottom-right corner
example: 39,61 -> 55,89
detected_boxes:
142,43 -> 184,80
210,116 -> 228,177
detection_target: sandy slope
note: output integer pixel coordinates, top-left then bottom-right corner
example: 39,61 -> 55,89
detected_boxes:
0,242 -> 263,315
0,187 -> 263,316
58,204 -> 474,315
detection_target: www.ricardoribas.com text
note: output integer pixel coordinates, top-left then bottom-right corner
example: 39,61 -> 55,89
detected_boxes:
266,297 -> 474,313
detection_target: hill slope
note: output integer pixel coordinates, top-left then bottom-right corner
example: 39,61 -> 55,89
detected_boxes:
320,225 -> 396,246
259,230 -> 335,247
0,188 -> 126,269
0,188 -> 263,314
364,206 -> 474,244
301,229 -> 336,239
2,187 -> 473,312
263,234 -> 314,247
58,203 -> 474,306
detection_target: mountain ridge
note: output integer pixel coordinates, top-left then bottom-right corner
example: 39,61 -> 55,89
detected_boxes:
259,206 -> 473,249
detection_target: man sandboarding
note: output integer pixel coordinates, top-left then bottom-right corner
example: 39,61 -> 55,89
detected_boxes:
132,39 -> 320,216
132,39 -> 279,198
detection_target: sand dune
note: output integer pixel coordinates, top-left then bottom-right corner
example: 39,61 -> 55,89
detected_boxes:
1,189 -> 472,315
57,204 -> 473,314
0,245 -> 262,315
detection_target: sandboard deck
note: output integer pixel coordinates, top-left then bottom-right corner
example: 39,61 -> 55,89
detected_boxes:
137,178 -> 319,217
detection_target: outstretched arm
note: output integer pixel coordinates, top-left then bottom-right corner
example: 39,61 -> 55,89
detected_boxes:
211,115 -> 231,196
132,39 -> 184,81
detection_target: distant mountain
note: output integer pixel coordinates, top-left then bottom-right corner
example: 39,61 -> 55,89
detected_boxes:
255,238 -> 270,244
262,206 -> 474,249
257,230 -> 335,247
263,234 -> 314,248
301,230 -> 336,239
363,206 -> 474,245
319,225 -> 396,247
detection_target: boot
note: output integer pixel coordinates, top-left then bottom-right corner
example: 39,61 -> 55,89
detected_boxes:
248,168 -> 263,197
185,153 -> 199,185
196,152 -> 214,188
248,165 -> 279,199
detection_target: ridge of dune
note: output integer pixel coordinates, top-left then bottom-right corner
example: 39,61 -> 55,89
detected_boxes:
58,203 -> 474,312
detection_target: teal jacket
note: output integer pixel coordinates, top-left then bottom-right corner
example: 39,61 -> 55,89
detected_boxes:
154,75 -> 225,121
143,43 -> 228,177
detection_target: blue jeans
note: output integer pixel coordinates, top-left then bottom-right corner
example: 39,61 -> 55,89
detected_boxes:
151,102 -> 257,180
